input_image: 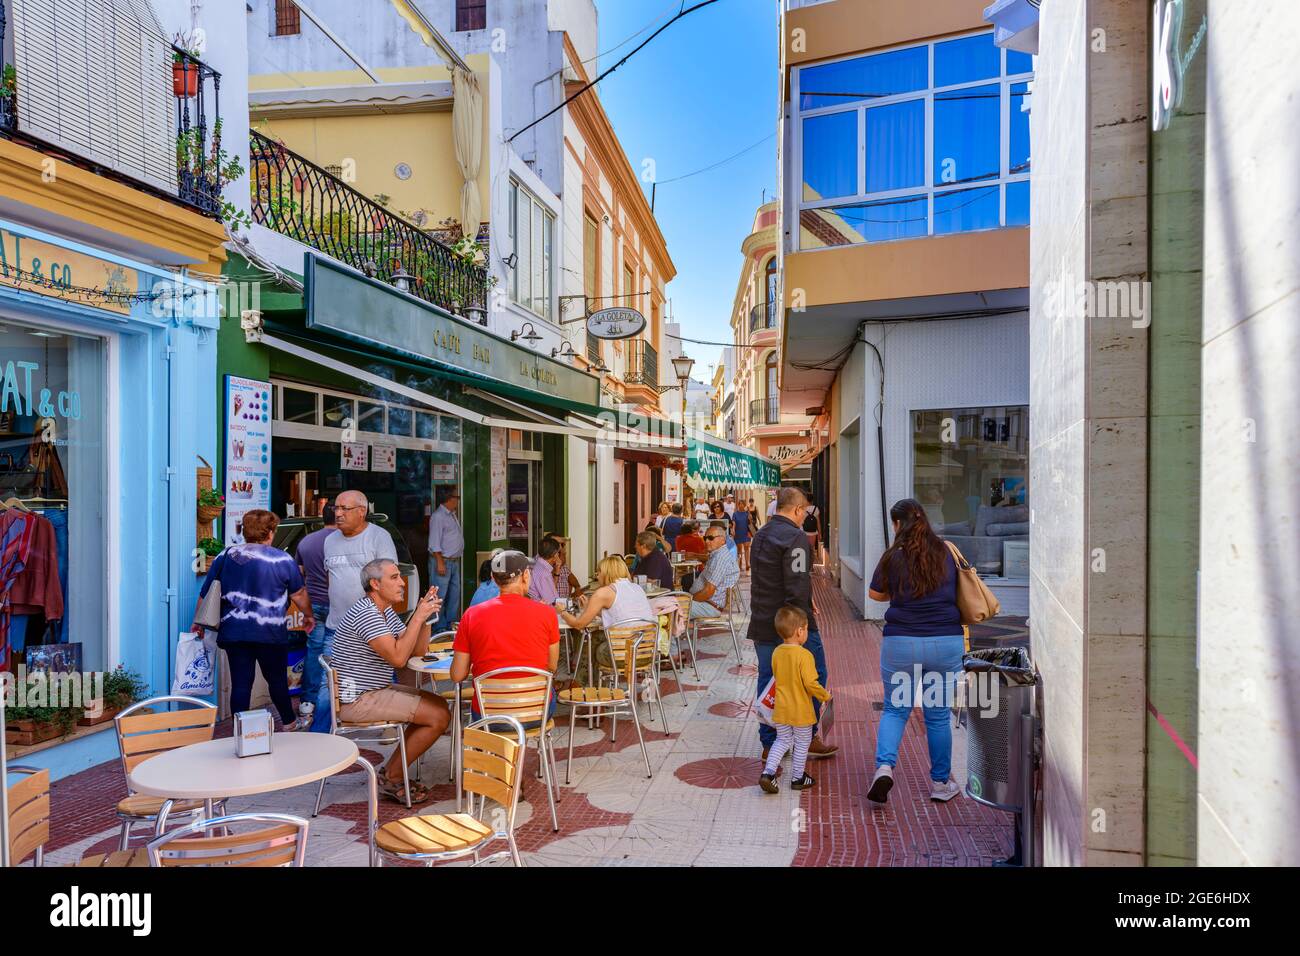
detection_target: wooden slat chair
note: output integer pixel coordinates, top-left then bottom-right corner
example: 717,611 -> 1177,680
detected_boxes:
471,667 -> 559,832
146,812 -> 309,867
665,590 -> 700,680
6,766 -> 49,867
73,849 -> 150,867
559,622 -> 656,783
113,696 -> 220,850
693,584 -> 744,662
653,606 -> 691,708
374,716 -> 527,867
598,619 -> 669,731
314,657 -> 412,815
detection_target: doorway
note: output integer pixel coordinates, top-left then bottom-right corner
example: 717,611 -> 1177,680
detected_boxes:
507,460 -> 542,556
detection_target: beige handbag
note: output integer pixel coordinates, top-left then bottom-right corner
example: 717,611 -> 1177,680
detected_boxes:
944,541 -> 1001,624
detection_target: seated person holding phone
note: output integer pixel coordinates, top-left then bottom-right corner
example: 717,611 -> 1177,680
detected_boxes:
451,551 -> 560,725
332,559 -> 451,804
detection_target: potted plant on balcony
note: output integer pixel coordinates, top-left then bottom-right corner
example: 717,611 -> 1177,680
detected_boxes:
172,32 -> 202,97
177,119 -> 252,228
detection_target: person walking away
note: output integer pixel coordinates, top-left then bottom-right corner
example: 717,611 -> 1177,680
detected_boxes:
687,525 -> 739,621
662,503 -> 685,548
732,504 -> 753,573
759,607 -> 831,793
332,560 -> 449,804
313,490 -> 398,732
802,496 -> 822,566
427,489 -> 464,630
766,496 -> 778,519
295,501 -> 336,728
195,510 -> 314,730
866,498 -> 965,804
632,531 -> 673,589
451,551 -> 560,724
527,537 -> 563,605
747,486 -> 837,770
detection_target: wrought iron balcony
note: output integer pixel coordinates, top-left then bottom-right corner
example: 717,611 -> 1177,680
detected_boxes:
750,397 -> 780,426
750,302 -> 777,333
0,3 -> 229,220
249,129 -> 489,314
626,339 -> 659,390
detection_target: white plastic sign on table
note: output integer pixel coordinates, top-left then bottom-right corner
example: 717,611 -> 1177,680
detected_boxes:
128,733 -> 359,800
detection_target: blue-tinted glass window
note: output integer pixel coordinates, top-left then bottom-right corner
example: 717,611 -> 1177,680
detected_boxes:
387,406 -> 412,436
865,99 -> 924,193
934,33 -> 999,86
1010,82 -> 1030,174
802,111 -> 857,201
416,412 -> 438,440
801,196 -> 927,247
934,186 -> 1000,234
1006,49 -> 1034,75
799,46 -> 927,110
1006,181 -> 1030,226
934,84 -> 1000,185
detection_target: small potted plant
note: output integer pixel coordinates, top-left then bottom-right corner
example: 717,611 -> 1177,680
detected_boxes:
172,32 -> 202,97
78,666 -> 148,727
197,486 -> 225,523
6,704 -> 81,746
197,536 -> 223,574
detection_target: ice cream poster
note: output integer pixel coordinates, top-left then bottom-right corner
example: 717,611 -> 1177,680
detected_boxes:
224,376 -> 272,545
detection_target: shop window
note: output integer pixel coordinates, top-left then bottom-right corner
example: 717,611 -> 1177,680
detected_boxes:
416,411 -> 438,441
322,395 -> 353,429
0,323 -> 106,672
439,416 -> 461,445
912,406 -> 1029,578
387,406 -> 413,437
357,401 -> 384,434
281,386 -> 317,425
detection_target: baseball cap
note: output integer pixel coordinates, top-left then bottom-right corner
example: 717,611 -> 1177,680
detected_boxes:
490,550 -> 530,579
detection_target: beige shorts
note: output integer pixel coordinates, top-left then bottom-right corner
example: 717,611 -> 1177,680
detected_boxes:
338,684 -> 422,724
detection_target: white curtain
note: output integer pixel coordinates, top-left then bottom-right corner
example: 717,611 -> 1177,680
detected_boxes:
452,67 -> 484,240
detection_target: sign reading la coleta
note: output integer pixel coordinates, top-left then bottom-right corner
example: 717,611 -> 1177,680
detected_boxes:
586,307 -> 646,341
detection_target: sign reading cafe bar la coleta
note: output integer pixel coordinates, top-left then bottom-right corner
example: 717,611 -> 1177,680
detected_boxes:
303,254 -> 599,407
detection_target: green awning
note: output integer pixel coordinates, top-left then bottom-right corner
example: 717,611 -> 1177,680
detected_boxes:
686,429 -> 781,489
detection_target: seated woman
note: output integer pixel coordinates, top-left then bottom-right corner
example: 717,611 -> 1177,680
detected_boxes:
560,555 -> 658,677
467,550 -> 502,608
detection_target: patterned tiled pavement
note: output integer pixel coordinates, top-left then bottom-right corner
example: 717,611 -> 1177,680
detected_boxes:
38,571 -> 1018,866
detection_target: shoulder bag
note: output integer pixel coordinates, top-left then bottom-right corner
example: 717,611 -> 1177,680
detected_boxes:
943,541 -> 1001,624
193,554 -> 225,630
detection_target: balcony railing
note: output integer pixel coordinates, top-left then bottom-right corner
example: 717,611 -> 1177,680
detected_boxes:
0,4 -> 227,219
750,302 -> 777,333
750,397 -> 780,426
626,339 -> 659,390
249,129 -> 488,314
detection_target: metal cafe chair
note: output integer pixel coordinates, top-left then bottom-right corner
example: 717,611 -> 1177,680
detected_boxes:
665,590 -> 700,680
374,716 -> 527,867
315,657 -> 412,813
560,621 -> 658,782
5,766 -> 49,867
693,585 -> 744,662
113,696 -> 223,849
146,812 -> 310,867
472,666 -> 559,832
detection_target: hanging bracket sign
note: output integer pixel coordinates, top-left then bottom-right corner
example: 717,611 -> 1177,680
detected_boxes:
586,307 -> 646,341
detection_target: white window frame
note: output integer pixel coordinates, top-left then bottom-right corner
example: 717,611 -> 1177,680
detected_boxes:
272,381 -> 462,454
507,179 -> 555,323
792,29 -> 1032,250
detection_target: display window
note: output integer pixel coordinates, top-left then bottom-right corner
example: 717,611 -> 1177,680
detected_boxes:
0,319 -> 107,672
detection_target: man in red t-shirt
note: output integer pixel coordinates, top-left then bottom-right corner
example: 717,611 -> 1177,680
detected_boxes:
451,550 -> 560,722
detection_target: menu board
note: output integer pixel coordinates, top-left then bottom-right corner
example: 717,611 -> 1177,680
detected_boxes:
223,376 -> 272,545
489,426 -> 507,540
370,443 -> 396,473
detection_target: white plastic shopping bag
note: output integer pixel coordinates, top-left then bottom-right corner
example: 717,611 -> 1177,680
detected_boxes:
754,676 -> 777,727
172,632 -> 216,696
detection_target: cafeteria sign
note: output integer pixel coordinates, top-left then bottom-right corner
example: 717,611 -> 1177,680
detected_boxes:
688,435 -> 781,488
586,307 -> 646,341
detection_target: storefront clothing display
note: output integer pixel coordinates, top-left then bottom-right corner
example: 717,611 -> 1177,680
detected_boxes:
0,508 -> 36,671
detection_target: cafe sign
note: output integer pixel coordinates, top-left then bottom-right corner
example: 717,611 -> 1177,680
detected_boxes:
586,307 -> 646,341
687,434 -> 781,488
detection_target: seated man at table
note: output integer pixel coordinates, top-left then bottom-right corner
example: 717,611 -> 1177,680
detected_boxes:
333,559 -> 451,805
452,551 -> 560,725
467,551 -> 502,608
673,521 -> 708,590
527,537 -> 563,605
544,534 -> 583,599
632,531 -> 674,590
690,524 -> 740,619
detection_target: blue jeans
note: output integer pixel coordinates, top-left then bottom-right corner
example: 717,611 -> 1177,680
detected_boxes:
309,625 -> 336,733
755,629 -> 827,750
874,634 -> 964,782
300,605 -> 329,713
428,558 -> 462,630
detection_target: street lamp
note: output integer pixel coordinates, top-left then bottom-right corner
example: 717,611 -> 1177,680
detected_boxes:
670,355 -> 695,497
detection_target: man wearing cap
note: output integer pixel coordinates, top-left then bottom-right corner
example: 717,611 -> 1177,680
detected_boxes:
450,551 -> 560,723
427,488 -> 464,630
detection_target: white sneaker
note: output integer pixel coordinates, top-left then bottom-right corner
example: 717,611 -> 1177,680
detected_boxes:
930,777 -> 961,802
867,765 -> 894,804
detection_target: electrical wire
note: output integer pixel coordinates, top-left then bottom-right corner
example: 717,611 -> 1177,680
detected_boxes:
507,0 -> 724,144
656,132 -> 776,185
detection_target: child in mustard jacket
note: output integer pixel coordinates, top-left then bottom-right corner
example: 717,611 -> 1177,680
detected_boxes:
760,606 -> 832,792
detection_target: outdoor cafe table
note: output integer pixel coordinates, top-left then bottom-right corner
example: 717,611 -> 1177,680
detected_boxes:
407,653 -> 467,811
127,733 -> 380,863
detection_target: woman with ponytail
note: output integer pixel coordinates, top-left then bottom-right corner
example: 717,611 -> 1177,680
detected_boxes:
865,498 -> 965,805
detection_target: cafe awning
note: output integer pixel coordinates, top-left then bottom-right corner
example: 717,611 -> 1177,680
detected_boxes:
686,429 -> 781,489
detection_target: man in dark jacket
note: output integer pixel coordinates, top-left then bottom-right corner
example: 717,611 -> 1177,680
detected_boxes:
746,486 -> 838,767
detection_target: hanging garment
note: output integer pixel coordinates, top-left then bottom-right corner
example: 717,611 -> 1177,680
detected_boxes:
9,510 -> 63,621
0,510 -> 37,671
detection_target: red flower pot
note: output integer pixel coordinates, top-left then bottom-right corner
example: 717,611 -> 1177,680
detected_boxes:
173,61 -> 199,97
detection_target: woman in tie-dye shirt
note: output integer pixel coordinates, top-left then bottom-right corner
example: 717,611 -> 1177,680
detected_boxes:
195,510 -> 314,729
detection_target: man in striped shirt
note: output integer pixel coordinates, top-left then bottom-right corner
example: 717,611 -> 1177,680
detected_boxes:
332,558 -> 450,804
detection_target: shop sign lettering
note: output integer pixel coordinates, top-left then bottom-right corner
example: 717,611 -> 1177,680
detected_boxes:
0,361 -> 81,419
586,307 -> 647,341
0,226 -> 135,315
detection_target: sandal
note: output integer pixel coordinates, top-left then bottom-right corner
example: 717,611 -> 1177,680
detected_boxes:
379,776 -> 430,806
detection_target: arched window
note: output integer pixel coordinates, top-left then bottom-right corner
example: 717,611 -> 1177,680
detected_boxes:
763,258 -> 778,327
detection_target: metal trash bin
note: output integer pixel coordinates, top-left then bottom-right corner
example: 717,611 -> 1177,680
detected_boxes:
962,647 -> 1038,866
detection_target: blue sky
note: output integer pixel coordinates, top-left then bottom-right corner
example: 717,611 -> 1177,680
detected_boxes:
591,0 -> 777,381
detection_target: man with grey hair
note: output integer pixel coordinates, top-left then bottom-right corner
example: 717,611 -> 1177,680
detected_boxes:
311,490 -> 399,732
747,485 -> 837,769
331,558 -> 449,804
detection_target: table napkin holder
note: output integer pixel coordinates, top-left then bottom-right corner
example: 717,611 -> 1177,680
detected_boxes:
234,709 -> 274,757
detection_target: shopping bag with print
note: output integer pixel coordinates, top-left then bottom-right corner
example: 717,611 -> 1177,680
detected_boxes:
172,632 -> 215,696
754,676 -> 777,727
